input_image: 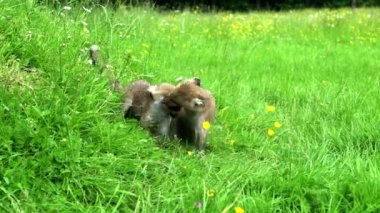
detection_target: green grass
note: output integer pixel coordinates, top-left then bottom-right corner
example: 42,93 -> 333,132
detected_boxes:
1,1 -> 380,212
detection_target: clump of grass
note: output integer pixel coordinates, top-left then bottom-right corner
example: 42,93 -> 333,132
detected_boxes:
1,0 -> 379,211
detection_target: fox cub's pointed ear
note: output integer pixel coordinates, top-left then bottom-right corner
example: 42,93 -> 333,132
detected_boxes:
193,77 -> 201,87
147,86 -> 163,100
147,85 -> 157,93
175,77 -> 201,87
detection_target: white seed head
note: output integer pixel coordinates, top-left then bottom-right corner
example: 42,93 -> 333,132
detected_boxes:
90,44 -> 100,51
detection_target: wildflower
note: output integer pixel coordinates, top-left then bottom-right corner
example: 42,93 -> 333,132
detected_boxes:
63,6 -> 72,11
87,59 -> 93,65
267,129 -> 275,136
89,45 -> 100,65
274,121 -> 282,128
187,151 -> 194,156
202,121 -> 211,130
194,202 -> 203,208
234,207 -> 245,213
266,105 -> 276,112
206,189 -> 215,197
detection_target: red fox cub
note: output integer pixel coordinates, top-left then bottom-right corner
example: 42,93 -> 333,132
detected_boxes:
162,79 -> 216,150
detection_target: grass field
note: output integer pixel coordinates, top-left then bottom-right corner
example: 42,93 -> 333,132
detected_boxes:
1,0 -> 379,212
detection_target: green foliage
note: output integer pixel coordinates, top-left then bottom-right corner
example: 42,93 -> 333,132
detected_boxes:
1,0 -> 380,211
37,0 -> 380,10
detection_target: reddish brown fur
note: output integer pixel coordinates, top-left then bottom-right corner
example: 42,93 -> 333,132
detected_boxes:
162,81 -> 216,150
122,80 -> 152,119
140,83 -> 176,136
149,83 -> 176,100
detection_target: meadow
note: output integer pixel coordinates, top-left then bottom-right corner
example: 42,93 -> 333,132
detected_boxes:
0,0 -> 379,212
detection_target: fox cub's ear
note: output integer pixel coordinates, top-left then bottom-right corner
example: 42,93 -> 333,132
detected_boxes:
193,77 -> 201,87
147,86 -> 163,101
175,77 -> 201,87
186,77 -> 201,87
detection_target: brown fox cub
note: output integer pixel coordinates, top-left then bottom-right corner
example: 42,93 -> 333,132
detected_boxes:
162,79 -> 216,150
139,83 -> 176,137
122,80 -> 175,137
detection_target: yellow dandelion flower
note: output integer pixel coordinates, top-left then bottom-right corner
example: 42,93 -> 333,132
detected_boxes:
234,207 -> 245,213
274,121 -> 282,128
266,105 -> 276,112
187,151 -> 193,156
206,189 -> 215,197
202,121 -> 211,130
267,129 -> 275,136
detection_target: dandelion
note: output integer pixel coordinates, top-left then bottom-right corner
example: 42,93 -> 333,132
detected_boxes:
206,189 -> 215,197
89,45 -> 100,65
266,105 -> 276,112
187,151 -> 194,156
267,129 -> 275,136
202,121 -> 211,130
234,207 -> 245,213
274,121 -> 282,128
194,202 -> 203,208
